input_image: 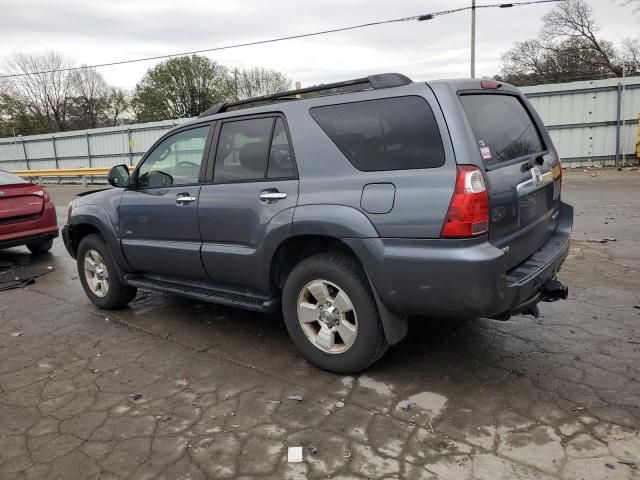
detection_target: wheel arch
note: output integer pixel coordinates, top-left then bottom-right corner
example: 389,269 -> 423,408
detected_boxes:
67,205 -> 132,272
270,233 -> 407,345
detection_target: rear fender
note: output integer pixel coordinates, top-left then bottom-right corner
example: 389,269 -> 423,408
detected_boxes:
292,204 -> 407,345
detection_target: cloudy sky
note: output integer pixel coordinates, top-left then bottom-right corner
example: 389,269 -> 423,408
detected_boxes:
1,0 -> 637,89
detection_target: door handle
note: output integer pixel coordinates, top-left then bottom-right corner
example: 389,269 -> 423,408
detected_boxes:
176,194 -> 197,205
259,191 -> 287,202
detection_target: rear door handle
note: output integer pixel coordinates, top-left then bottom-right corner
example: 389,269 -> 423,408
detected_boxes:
260,191 -> 287,202
176,194 -> 197,205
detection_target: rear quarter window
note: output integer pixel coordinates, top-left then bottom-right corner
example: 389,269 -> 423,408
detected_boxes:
309,96 -> 445,171
459,93 -> 544,167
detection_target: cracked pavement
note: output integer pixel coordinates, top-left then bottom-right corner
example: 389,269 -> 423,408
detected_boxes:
1,169 -> 639,479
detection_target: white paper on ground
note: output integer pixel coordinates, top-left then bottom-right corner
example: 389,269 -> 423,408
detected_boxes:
287,446 -> 303,463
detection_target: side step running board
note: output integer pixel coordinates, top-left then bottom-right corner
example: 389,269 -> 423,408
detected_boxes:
125,276 -> 279,313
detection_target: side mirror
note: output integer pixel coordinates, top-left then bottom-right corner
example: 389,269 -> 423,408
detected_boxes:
107,164 -> 130,188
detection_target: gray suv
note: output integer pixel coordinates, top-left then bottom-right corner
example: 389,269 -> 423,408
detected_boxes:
62,73 -> 573,373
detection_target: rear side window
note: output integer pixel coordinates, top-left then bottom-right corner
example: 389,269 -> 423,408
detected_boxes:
310,96 -> 445,171
460,94 -> 544,167
0,170 -> 26,184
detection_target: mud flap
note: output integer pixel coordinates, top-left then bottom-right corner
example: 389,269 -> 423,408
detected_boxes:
366,272 -> 408,345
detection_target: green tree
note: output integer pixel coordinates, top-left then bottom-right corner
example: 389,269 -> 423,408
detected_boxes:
133,55 -> 230,121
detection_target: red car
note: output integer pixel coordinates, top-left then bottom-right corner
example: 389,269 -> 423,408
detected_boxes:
0,169 -> 58,254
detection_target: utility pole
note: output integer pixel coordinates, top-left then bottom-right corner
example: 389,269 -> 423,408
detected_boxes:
470,0 -> 476,78
234,68 -> 239,101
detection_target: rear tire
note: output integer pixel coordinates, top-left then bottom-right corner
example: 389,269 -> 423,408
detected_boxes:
77,234 -> 137,309
26,239 -> 53,254
282,252 -> 388,374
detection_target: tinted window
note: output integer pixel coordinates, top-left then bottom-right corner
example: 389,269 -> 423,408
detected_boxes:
460,94 -> 544,166
267,118 -> 295,179
214,118 -> 274,182
138,125 -> 210,187
0,169 -> 26,185
309,96 -> 445,171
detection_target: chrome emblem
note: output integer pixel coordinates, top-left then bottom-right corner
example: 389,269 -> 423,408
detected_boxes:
530,167 -> 543,185
0,190 -> 5,197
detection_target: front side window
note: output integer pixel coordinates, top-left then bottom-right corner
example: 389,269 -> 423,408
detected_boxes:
309,96 -> 445,171
459,94 -> 544,167
137,125 -> 210,187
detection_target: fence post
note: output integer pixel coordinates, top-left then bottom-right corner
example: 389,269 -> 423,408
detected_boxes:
615,82 -> 622,167
51,135 -> 59,169
51,135 -> 60,184
127,128 -> 133,166
86,132 -> 92,167
21,137 -> 29,170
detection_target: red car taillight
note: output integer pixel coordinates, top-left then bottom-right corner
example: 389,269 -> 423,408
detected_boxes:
441,165 -> 489,238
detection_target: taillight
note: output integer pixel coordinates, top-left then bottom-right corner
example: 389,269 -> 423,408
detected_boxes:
480,80 -> 501,89
551,158 -> 563,190
441,165 -> 489,238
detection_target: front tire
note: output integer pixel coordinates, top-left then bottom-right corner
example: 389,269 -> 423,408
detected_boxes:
77,234 -> 137,309
282,252 -> 388,374
26,238 -> 53,254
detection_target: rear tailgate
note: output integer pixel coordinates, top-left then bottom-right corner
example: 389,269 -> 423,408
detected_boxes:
459,91 -> 562,269
0,184 -> 45,221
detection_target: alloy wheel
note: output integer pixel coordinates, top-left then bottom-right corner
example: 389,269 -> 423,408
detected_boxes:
296,279 -> 358,354
84,249 -> 110,298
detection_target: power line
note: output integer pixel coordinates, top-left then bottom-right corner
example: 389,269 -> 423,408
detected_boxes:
0,0 -> 562,79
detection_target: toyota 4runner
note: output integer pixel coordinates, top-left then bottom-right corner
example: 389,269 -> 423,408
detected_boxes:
63,73 -> 573,373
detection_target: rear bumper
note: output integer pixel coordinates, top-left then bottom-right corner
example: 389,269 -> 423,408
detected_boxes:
0,229 -> 58,249
0,201 -> 58,249
347,201 -> 574,319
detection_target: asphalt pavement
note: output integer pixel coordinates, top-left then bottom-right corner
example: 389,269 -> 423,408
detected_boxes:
1,168 -> 639,479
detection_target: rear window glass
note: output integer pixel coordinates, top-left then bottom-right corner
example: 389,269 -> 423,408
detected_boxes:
309,96 -> 445,171
460,94 -> 544,166
0,170 -> 26,184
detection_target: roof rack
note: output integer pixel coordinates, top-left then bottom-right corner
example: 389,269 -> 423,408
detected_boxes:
198,73 -> 412,118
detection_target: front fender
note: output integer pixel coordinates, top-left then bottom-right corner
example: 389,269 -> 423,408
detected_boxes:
68,204 -> 133,272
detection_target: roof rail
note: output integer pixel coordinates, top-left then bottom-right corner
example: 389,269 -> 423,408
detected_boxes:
198,73 -> 412,117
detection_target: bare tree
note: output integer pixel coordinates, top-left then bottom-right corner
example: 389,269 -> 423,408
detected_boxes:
71,66 -> 108,128
499,0 -> 640,85
234,67 -> 292,101
616,0 -> 640,15
105,87 -> 131,126
542,0 -> 622,76
4,51 -> 75,132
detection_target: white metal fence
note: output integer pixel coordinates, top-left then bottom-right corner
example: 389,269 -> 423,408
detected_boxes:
0,118 -> 192,172
520,76 -> 640,167
1,76 -> 638,172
